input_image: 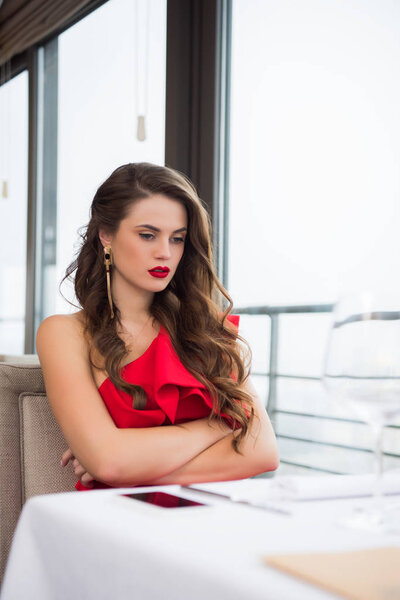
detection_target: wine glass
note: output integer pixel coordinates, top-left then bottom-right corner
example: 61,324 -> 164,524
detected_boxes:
322,291 -> 400,533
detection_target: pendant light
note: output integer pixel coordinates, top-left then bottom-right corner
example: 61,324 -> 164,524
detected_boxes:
135,0 -> 150,142
0,59 -> 10,199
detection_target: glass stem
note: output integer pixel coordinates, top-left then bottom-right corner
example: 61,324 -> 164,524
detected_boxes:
370,423 -> 384,508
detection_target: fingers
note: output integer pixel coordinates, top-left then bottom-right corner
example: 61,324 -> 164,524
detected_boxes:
60,447 -> 95,488
71,459 -> 95,486
60,447 -> 74,467
61,450 -> 82,475
81,472 -> 95,488
73,461 -> 86,478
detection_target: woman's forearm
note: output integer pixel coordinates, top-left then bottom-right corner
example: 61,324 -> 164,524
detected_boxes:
100,378 -> 278,488
138,391 -> 280,486
137,433 -> 252,486
137,427 -> 279,486
104,417 -> 233,486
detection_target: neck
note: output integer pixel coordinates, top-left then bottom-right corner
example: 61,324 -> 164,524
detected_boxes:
111,271 -> 154,324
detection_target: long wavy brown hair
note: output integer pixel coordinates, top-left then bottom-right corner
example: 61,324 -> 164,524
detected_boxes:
61,162 -> 256,453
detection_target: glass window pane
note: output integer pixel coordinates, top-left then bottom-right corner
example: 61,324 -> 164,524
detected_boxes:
235,315 -> 270,408
0,71 -> 28,354
275,411 -> 400,456
228,0 -> 400,306
228,1 -> 400,473
238,314 -> 270,374
276,436 -> 400,475
41,0 -> 167,319
275,377 -> 400,474
277,313 -> 332,377
252,374 -> 270,412
276,377 -> 343,419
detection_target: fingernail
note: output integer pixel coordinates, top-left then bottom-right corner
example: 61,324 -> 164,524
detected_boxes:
60,460 -> 64,467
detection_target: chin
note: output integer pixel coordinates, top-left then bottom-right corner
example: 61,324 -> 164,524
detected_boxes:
147,278 -> 170,288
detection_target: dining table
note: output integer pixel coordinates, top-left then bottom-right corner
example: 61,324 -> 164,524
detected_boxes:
1,477 -> 399,600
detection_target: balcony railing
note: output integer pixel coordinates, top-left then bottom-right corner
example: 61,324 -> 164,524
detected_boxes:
232,304 -> 400,475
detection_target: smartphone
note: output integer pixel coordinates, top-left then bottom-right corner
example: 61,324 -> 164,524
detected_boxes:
119,491 -> 206,509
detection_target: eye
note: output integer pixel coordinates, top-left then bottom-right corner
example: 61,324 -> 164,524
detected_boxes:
139,233 -> 185,244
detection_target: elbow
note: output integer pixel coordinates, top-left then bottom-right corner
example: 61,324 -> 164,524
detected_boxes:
249,425 -> 280,474
93,457 -> 122,487
256,445 -> 280,474
265,439 -> 280,472
88,434 -> 126,486
265,452 -> 280,473
261,424 -> 280,472
96,458 -> 142,488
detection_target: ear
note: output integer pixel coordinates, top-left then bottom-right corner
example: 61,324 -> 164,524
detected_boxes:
99,229 -> 113,247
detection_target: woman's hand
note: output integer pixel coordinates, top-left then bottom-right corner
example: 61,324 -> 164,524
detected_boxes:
61,447 -> 95,488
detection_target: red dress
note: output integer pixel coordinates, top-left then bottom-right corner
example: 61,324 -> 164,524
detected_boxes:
76,314 -> 243,491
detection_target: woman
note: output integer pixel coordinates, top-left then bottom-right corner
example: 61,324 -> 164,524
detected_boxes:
36,162 -> 279,491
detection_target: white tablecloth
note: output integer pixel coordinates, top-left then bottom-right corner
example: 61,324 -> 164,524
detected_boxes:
1,483 -> 399,600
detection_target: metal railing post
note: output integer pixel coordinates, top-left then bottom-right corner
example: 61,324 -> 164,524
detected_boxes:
267,313 -> 279,415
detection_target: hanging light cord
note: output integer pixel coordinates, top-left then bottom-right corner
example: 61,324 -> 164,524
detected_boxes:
135,0 -> 150,141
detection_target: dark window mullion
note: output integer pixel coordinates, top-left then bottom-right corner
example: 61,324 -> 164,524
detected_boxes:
25,48 -> 39,353
35,38 -> 58,333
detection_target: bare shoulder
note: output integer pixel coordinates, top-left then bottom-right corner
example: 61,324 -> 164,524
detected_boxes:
36,311 -> 92,379
36,311 -> 87,350
37,310 -> 85,330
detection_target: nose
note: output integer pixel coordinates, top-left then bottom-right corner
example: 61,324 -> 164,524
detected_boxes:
154,236 -> 172,260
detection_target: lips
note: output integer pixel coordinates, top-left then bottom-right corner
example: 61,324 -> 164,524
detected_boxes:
148,266 -> 170,278
149,266 -> 170,273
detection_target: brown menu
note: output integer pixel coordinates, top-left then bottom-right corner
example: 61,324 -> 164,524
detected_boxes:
263,547 -> 400,600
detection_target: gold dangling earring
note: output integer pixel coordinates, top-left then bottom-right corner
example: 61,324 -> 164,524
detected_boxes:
103,246 -> 115,319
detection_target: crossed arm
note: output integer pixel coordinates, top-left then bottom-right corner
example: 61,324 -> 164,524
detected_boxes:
41,314 -> 279,487
140,406 -> 279,486
63,378 -> 279,487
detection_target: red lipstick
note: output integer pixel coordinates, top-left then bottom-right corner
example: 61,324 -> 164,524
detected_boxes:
148,266 -> 170,278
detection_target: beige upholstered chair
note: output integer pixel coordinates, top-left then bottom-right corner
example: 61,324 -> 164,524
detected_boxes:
0,359 -> 76,586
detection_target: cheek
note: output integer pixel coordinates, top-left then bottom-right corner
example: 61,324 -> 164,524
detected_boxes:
123,237 -> 142,257
177,245 -> 185,260
115,239 -> 142,269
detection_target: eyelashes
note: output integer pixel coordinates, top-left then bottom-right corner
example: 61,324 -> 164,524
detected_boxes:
139,233 -> 185,244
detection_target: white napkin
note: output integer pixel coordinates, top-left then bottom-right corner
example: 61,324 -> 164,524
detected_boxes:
188,470 -> 400,502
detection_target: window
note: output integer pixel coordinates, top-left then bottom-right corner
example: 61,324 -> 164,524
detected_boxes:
36,0 -> 167,323
229,0 -> 400,474
0,71 -> 28,354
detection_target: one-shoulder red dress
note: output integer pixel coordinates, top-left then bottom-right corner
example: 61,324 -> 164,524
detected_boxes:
76,314 -> 244,491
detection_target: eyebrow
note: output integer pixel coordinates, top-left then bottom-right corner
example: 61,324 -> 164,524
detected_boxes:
134,224 -> 187,233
